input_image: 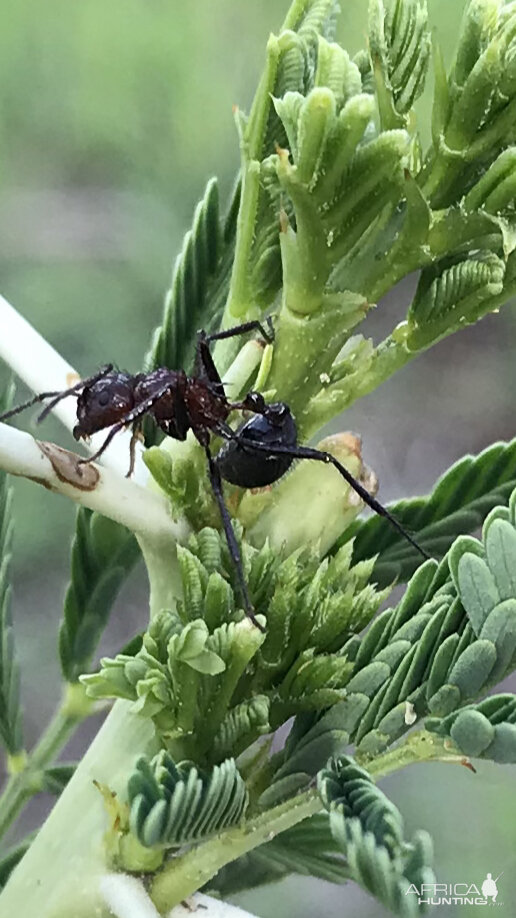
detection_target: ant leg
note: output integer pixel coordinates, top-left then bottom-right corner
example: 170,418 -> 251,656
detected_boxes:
230,439 -> 430,560
193,319 -> 275,385
79,423 -> 124,466
202,318 -> 275,347
126,423 -> 142,478
204,445 -> 265,632
37,365 -> 114,423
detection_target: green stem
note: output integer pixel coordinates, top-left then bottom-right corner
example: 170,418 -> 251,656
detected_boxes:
150,789 -> 321,912
357,729 -> 466,779
0,700 -> 159,918
0,539 -> 182,918
0,682 -> 94,841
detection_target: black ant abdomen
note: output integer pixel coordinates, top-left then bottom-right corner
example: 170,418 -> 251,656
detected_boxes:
216,403 -> 297,488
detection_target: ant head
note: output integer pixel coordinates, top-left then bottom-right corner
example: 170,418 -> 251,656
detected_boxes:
243,391 -> 267,413
73,372 -> 135,439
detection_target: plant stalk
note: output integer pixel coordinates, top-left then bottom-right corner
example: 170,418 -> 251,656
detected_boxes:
0,684 -> 94,841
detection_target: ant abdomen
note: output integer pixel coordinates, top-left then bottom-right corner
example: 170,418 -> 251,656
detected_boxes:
216,403 -> 297,488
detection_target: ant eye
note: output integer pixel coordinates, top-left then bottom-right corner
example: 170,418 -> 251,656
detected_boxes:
97,391 -> 110,407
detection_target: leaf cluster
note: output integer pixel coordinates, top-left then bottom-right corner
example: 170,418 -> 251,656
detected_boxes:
82,527 -> 386,764
127,752 -> 248,849
318,755 -> 434,916
213,0 -> 516,440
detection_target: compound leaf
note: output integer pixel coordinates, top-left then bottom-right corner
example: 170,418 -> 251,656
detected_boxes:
348,437 -> 516,587
127,752 -> 248,848
59,509 -> 140,682
318,756 -> 435,915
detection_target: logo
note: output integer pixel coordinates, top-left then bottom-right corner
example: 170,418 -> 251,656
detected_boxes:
405,873 -> 504,907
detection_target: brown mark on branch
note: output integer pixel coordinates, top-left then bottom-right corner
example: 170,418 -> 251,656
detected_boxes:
37,441 -> 99,491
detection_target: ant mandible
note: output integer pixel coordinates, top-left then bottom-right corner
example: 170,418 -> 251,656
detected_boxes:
0,319 -> 428,630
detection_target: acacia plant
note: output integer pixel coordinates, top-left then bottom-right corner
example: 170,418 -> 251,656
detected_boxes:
1,1 -> 516,916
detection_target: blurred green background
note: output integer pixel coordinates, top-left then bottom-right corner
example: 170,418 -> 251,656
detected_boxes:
1,1 -> 515,915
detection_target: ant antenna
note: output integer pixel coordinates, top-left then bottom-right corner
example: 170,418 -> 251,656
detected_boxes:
0,365 -> 114,426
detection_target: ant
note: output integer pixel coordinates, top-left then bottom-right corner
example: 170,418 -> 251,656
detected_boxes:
0,319 -> 428,630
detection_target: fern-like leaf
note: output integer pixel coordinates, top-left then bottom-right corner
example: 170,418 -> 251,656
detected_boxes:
348,437 -> 516,587
127,752 -> 248,848
406,252 -> 505,350
144,178 -> 226,376
59,509 -> 140,682
369,0 -> 431,125
260,703 -> 354,808
339,496 -> 516,755
318,755 -> 435,916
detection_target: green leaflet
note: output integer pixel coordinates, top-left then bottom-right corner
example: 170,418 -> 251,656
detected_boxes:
59,509 -> 140,683
369,0 -> 431,128
347,437 -> 516,588
406,252 -> 505,351
223,1 -> 341,326
334,495 -> 516,753
318,756 -> 435,916
212,697 -> 271,761
427,694 -> 516,763
0,383 -> 23,755
423,2 -> 516,208
127,752 -> 248,848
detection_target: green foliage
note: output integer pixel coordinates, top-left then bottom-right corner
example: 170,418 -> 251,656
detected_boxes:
127,752 -> 248,848
82,527 -> 385,763
59,509 -> 140,682
318,756 -> 435,916
425,0 -> 516,207
427,694 -> 516,763
0,384 -> 22,756
217,0 -> 516,440
260,702 -> 359,808
6,2 -> 516,916
406,251 -> 505,350
333,487 -> 516,758
144,179 -> 231,371
369,0 -> 431,128
347,436 -> 516,587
